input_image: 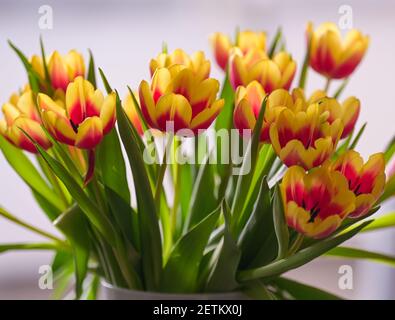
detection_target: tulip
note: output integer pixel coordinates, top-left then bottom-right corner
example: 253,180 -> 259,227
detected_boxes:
270,100 -> 343,170
307,22 -> 369,79
138,65 -> 224,134
122,91 -> 144,135
31,50 -> 85,92
311,92 -> 360,138
281,165 -> 356,239
210,30 -> 266,71
38,76 -> 115,149
229,48 -> 296,93
0,88 -> 52,153
149,49 -> 210,82
234,84 -> 297,142
326,150 -> 385,218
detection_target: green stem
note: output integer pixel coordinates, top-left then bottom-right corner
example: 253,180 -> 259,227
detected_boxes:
171,137 -> 182,236
324,77 -> 331,93
0,207 -> 66,245
154,136 -> 172,209
287,234 -> 304,256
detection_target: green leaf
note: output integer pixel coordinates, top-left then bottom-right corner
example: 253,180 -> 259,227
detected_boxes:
161,205 -> 221,293
98,68 -> 113,94
327,246 -> 395,267
273,184 -> 289,260
97,128 -> 130,203
0,135 -> 65,215
52,250 -> 73,275
273,277 -> 342,300
243,280 -> 277,300
39,36 -> 53,95
384,136 -> 395,164
115,91 -> 162,290
82,275 -> 100,300
32,190 -> 62,220
87,50 -> 97,88
231,96 -> 268,236
298,32 -> 311,89
54,204 -> 91,299
238,145 -> 275,231
179,163 -> 193,228
268,27 -> 282,58
8,40 -> 41,94
379,175 -> 395,203
215,74 -> 235,178
238,220 -> 372,281
349,122 -> 367,150
0,242 -> 66,253
360,211 -> 395,233
184,156 -> 217,232
31,141 -> 116,245
204,201 -> 241,292
238,178 -> 277,268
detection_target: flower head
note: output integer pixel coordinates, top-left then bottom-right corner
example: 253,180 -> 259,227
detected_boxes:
139,65 -> 224,134
38,76 -> 115,149
31,50 -> 85,92
309,91 -> 360,138
234,84 -> 298,142
307,22 -> 369,79
281,165 -> 356,239
326,151 -> 385,218
229,48 -> 296,93
210,30 -> 266,70
270,99 -> 343,170
0,88 -> 51,153
149,49 -> 210,82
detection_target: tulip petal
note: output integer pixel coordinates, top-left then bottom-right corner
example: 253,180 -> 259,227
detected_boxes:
100,92 -> 116,134
155,93 -> 192,132
139,80 -> 157,128
75,116 -> 103,149
190,99 -> 224,132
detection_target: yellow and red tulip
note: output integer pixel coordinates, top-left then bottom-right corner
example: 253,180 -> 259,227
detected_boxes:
229,48 -> 296,93
38,76 -> 115,149
123,91 -> 144,135
31,50 -> 85,92
149,49 -> 210,82
210,30 -> 266,71
139,65 -> 224,134
307,22 -> 369,79
326,150 -> 385,218
312,93 -> 360,138
0,88 -> 51,153
270,100 -> 343,170
281,165 -> 356,239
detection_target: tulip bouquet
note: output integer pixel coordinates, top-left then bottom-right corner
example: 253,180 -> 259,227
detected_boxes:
1,22 -> 395,300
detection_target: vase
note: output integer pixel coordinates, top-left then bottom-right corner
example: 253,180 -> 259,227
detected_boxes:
100,281 -> 249,300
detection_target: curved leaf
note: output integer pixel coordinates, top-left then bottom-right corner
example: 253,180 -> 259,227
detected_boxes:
238,220 -> 372,281
161,205 -> 220,293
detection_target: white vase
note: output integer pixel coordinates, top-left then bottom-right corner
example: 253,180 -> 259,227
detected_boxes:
101,281 -> 249,300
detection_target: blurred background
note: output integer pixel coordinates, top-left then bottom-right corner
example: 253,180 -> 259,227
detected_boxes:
0,0 -> 394,299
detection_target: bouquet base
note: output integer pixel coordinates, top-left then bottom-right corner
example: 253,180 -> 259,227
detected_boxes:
101,281 -> 249,300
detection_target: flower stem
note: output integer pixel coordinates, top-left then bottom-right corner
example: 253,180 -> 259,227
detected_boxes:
287,233 -> 305,256
0,207 -> 66,245
324,77 -> 331,93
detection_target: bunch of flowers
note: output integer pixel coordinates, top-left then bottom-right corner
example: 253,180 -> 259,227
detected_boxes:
0,23 -> 394,300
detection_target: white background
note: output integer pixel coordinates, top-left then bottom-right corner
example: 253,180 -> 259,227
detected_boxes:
0,0 -> 394,299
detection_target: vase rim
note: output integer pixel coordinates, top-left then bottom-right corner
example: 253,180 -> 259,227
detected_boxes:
101,280 -> 248,300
